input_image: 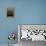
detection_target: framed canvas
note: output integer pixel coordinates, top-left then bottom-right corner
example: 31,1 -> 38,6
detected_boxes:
7,8 -> 15,17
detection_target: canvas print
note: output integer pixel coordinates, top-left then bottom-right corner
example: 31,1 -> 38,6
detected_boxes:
7,8 -> 14,17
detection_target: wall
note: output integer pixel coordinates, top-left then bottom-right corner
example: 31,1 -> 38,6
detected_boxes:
0,0 -> 46,44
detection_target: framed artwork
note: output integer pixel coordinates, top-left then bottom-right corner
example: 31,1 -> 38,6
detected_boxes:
7,8 -> 14,17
